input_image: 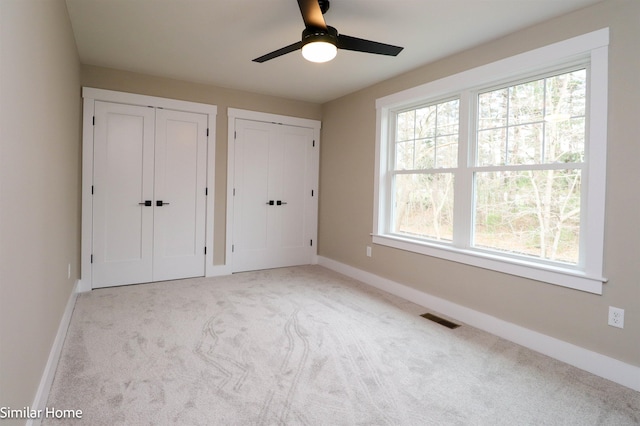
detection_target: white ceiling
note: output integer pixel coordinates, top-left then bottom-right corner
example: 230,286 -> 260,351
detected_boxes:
65,0 -> 602,104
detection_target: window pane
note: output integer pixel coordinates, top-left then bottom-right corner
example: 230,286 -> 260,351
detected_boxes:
507,123 -> 543,165
436,135 -> 458,168
415,138 -> 435,169
395,141 -> 414,170
394,173 -> 454,241
478,88 -> 508,130
509,80 -> 544,125
477,128 -> 507,166
545,69 -> 586,119
437,100 -> 460,137
397,110 -> 415,142
473,169 -> 581,264
415,105 -> 436,139
544,117 -> 585,163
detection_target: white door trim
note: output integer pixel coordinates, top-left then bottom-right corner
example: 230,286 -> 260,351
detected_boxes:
80,88 -> 217,291
225,108 -> 321,275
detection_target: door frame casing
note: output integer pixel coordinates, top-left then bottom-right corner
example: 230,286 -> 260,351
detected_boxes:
226,108 -> 321,274
80,88 -> 217,291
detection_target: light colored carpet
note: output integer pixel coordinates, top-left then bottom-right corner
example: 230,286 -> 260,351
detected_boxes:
45,265 -> 639,425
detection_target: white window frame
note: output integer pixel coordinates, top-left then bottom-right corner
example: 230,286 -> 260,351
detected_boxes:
373,29 -> 609,294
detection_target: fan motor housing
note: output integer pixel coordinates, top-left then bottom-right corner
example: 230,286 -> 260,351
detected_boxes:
302,25 -> 338,46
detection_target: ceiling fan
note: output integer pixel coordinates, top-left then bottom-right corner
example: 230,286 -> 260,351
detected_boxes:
253,0 -> 404,63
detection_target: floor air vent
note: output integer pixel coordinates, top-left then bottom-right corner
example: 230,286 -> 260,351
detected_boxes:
421,313 -> 461,329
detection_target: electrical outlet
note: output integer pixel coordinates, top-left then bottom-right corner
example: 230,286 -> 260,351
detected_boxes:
608,306 -> 624,329
366,246 -> 372,257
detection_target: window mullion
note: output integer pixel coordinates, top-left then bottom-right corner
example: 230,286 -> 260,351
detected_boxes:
453,90 -> 473,249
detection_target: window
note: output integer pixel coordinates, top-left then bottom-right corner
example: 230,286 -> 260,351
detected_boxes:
374,29 -> 609,294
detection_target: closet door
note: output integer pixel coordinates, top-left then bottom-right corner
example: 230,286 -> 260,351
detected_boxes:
92,101 -> 155,287
92,103 -> 207,288
152,109 -> 207,281
232,119 -> 315,272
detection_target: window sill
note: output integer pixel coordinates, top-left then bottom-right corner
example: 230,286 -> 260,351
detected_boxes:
371,234 -> 605,294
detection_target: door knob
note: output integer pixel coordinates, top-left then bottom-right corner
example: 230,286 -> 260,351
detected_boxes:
139,200 -> 152,206
276,200 -> 287,205
266,200 -> 275,205
156,200 -> 170,207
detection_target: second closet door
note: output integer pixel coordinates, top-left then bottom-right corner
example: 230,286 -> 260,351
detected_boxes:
232,119 -> 315,272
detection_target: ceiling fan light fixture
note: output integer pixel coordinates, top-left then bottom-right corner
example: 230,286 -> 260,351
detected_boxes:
302,41 -> 337,63
252,1 -> 403,63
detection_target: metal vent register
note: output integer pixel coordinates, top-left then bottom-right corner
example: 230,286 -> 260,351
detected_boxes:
421,313 -> 461,329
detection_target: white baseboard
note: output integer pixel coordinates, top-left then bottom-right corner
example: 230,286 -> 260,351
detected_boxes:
27,280 -> 80,426
77,278 -> 91,292
318,256 -> 640,392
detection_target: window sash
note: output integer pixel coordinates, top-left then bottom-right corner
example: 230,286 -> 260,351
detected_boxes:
473,66 -> 588,168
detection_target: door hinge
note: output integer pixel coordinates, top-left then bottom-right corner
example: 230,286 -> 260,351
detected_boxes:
91,185 -> 94,195
233,188 -> 236,196
311,189 -> 314,197
312,140 -> 315,147
90,254 -> 93,263
234,130 -> 237,139
232,244 -> 235,253
310,239 -> 313,247
92,116 -> 95,126
206,128 -> 209,137
205,187 -> 208,196
204,247 -> 207,255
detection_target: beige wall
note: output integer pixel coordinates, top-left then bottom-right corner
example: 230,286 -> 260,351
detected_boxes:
319,0 -> 640,366
81,65 -> 323,264
0,0 -> 81,418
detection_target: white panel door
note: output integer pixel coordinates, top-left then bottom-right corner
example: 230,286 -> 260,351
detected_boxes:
276,125 -> 314,265
233,119 -> 315,272
92,103 -> 207,288
92,101 -> 155,287
153,108 -> 207,281
233,120 -> 271,270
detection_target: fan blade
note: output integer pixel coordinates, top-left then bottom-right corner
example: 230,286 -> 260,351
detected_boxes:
252,41 -> 304,63
297,0 -> 327,29
337,34 -> 403,56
